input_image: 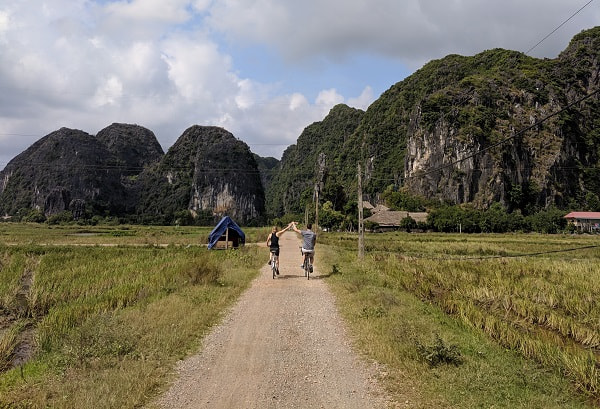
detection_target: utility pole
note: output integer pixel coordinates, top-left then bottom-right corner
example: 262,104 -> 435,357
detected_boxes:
305,205 -> 309,226
315,189 -> 319,231
358,162 -> 364,259
314,152 -> 325,232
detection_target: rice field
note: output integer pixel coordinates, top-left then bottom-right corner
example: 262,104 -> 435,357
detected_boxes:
321,231 -> 600,406
0,223 -> 266,408
0,224 -> 598,407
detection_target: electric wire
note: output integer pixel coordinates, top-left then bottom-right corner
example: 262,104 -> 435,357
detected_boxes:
384,88 -> 600,184
525,0 -> 596,55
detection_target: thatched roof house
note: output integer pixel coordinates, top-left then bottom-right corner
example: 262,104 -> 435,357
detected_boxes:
365,210 -> 428,231
371,204 -> 390,214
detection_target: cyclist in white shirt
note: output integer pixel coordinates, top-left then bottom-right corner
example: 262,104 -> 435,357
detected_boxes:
291,222 -> 316,270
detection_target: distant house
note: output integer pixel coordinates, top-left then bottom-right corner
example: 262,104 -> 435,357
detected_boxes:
564,212 -> 600,232
371,204 -> 390,214
365,210 -> 428,232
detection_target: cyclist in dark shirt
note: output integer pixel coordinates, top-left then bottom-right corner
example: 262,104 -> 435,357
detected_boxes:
266,223 -> 292,273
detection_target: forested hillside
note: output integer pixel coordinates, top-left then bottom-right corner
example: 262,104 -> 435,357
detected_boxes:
2,28 -> 600,226
267,26 -> 600,220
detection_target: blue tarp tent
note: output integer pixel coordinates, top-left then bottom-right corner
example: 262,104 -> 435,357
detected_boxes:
208,216 -> 245,249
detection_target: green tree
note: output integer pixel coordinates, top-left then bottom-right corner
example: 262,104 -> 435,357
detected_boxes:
584,192 -> 600,211
382,185 -> 428,212
22,209 -> 46,223
319,201 -> 344,230
525,207 -> 567,233
400,216 -> 417,232
481,202 -> 510,233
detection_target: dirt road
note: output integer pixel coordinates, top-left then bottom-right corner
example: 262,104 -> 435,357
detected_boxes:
154,233 -> 390,408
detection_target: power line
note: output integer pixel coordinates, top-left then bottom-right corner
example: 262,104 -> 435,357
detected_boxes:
525,0 -> 596,55
404,88 -> 600,182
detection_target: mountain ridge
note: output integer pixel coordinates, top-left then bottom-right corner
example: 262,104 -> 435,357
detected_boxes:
2,26 -> 600,224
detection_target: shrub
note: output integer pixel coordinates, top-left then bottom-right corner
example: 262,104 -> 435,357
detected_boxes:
416,334 -> 464,367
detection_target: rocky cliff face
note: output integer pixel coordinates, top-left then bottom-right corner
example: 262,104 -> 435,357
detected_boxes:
96,123 -> 164,176
0,124 -> 163,217
0,128 -> 124,216
135,126 -> 265,224
0,123 -> 266,223
266,28 -> 600,217
266,104 -> 365,216
356,27 -> 600,212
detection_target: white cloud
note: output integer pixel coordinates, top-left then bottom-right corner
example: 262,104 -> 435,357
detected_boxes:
160,33 -> 242,119
104,0 -> 191,23
289,93 -> 308,111
92,75 -> 123,107
0,0 -> 598,171
0,10 -> 10,37
347,86 -> 373,111
316,89 -> 344,108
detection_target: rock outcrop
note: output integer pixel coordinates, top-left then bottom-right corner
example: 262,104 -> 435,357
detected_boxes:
96,123 -> 164,176
135,126 -> 265,224
273,27 -> 600,215
398,28 -> 600,210
0,124 -> 163,218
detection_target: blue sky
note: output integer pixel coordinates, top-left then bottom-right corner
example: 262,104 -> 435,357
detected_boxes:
0,0 -> 598,171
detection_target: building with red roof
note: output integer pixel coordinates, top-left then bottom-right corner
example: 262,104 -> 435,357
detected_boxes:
564,212 -> 600,232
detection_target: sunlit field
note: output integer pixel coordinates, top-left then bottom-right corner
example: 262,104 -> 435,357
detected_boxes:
0,223 -> 267,408
320,231 -> 600,408
1,224 -> 598,408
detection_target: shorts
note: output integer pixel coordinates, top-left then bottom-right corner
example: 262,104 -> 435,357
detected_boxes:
270,247 -> 280,256
301,248 -> 314,255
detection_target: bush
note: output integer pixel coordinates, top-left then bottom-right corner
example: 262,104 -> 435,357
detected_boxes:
525,207 -> 567,233
416,334 -> 463,367
182,257 -> 223,285
46,211 -> 74,225
400,216 -> 417,232
22,209 -> 46,223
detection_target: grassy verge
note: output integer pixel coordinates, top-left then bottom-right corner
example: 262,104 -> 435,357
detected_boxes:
0,224 -> 263,408
320,232 -> 598,408
0,223 -> 271,248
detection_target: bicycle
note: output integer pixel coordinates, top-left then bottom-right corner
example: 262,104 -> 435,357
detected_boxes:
300,247 -> 313,280
270,250 -> 279,279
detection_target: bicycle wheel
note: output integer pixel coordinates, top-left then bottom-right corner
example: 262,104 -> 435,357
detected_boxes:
303,256 -> 309,279
272,254 -> 278,279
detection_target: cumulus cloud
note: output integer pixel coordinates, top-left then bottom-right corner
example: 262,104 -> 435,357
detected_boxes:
207,0 -> 600,66
316,89 -> 344,109
347,86 -> 374,111
104,0 -> 191,23
0,0 -> 598,170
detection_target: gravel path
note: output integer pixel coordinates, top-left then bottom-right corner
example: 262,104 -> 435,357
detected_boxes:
154,233 -> 390,408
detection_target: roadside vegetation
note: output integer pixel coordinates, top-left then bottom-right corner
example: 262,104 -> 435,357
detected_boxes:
0,223 -> 597,408
320,231 -> 599,408
0,224 -> 266,408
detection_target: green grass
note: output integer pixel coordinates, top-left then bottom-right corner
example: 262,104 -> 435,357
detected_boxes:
1,225 -> 598,408
0,223 -> 270,248
0,224 -> 263,408
320,231 -> 599,408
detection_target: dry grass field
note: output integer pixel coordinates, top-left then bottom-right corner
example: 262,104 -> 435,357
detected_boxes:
0,224 -> 598,408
